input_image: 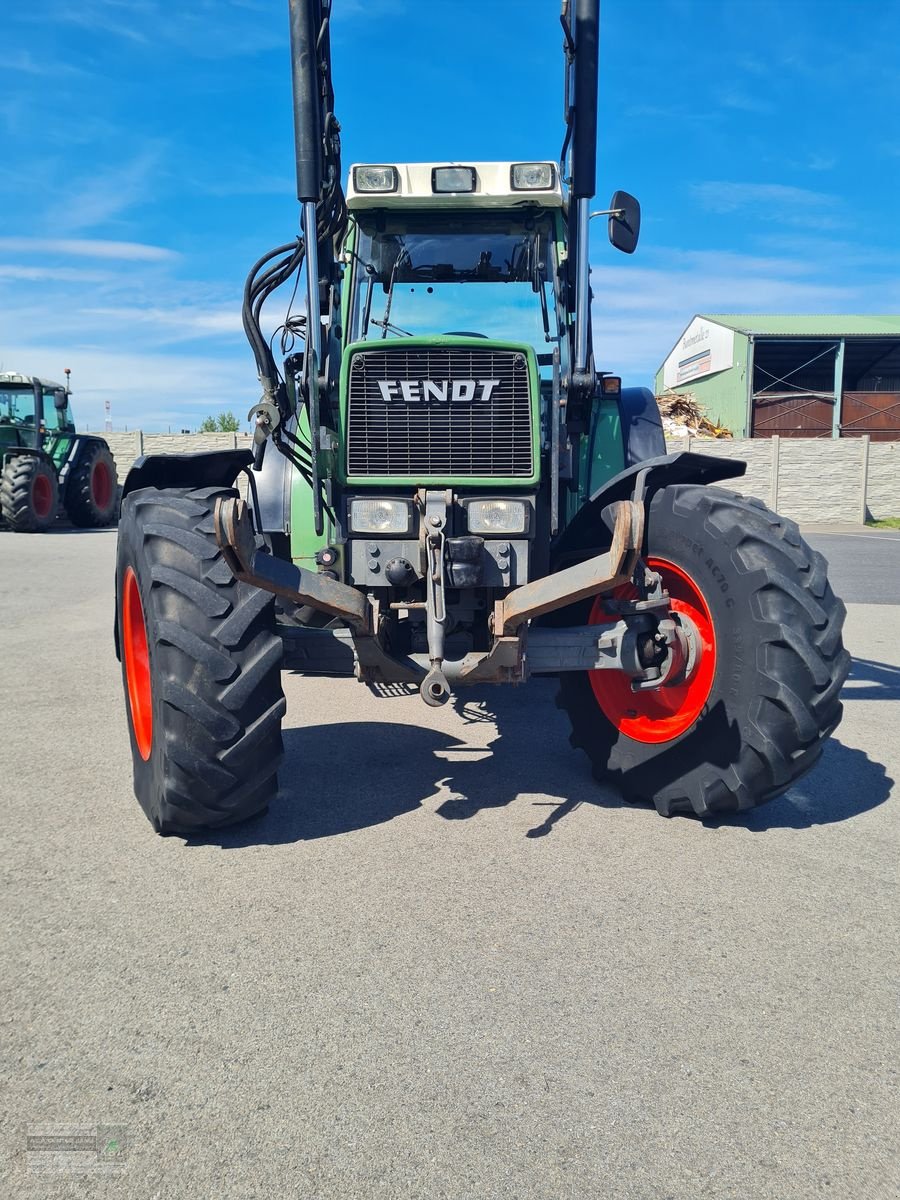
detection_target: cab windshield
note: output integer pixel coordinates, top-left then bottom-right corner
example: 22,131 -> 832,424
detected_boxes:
0,386 -> 37,427
349,211 -> 559,353
0,385 -> 67,432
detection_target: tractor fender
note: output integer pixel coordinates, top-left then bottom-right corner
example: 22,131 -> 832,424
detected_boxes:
114,451 -> 253,662
121,449 -> 253,499
618,386 -> 666,467
552,450 -> 746,563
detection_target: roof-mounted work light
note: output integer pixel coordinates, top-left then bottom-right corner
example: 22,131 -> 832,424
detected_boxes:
431,166 -> 476,193
510,162 -> 555,190
352,165 -> 399,193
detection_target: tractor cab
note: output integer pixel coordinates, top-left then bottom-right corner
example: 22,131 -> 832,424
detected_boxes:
0,372 -> 72,454
344,163 -> 564,368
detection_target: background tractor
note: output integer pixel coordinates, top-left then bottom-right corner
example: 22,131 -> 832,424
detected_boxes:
0,371 -> 118,532
114,0 -> 849,835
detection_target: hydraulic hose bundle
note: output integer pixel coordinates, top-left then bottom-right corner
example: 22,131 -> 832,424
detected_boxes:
241,0 -> 347,517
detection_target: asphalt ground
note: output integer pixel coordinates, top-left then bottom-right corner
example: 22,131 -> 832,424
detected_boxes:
0,527 -> 897,1199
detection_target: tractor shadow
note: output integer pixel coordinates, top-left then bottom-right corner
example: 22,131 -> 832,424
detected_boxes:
193,679 -> 893,848
840,656 -> 900,702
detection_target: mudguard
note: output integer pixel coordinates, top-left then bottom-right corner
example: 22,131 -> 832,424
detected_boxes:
121,449 -> 253,499
618,387 -> 666,467
553,450 -> 746,562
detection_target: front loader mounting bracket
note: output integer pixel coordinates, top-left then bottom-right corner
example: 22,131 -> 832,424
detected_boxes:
215,495 -> 371,633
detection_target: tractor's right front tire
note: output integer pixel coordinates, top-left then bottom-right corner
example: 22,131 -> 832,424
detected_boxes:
66,441 -> 119,527
1,454 -> 58,532
116,485 -> 285,835
556,484 -> 850,818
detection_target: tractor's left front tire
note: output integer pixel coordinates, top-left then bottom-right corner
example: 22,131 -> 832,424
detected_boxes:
116,485 -> 286,835
0,454 -> 58,532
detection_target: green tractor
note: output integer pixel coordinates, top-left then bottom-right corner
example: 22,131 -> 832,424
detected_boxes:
114,0 -> 849,835
0,371 -> 118,532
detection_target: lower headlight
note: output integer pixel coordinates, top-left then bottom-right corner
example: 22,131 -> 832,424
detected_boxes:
466,499 -> 528,535
348,498 -> 412,535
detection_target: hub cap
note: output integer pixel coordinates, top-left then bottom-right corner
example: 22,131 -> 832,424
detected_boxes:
31,473 -> 53,519
122,567 -> 153,760
588,557 -> 717,744
91,460 -> 112,509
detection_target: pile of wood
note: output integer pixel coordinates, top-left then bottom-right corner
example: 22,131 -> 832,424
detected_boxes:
655,390 -> 732,439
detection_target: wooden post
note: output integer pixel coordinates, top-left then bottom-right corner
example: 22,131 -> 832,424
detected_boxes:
860,434 -> 870,524
771,434 -> 780,512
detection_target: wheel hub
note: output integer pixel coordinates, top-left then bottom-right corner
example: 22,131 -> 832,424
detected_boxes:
588,556 -> 717,744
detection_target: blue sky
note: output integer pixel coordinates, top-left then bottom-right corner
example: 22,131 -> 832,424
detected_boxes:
1,0 -> 898,431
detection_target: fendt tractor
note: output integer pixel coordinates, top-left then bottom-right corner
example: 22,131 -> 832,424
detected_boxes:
0,371 -> 118,532
114,0 -> 849,834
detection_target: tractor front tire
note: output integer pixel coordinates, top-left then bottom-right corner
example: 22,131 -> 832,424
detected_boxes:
0,454 -> 58,532
556,485 -> 850,818
66,441 -> 119,527
116,485 -> 286,835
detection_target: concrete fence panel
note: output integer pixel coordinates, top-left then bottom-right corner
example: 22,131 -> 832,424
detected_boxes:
90,431 -> 898,525
664,435 -> 898,523
866,441 -> 900,522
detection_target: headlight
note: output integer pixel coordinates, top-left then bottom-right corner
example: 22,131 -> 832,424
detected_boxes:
511,162 -> 555,190
465,499 -> 528,535
432,165 -> 477,193
348,498 -> 412,535
352,165 -> 399,193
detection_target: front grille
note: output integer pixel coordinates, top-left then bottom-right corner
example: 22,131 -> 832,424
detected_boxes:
346,345 -> 534,478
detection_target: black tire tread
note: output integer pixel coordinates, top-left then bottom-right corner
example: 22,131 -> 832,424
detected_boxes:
117,486 -> 286,834
65,441 -> 118,527
558,485 -> 849,818
0,455 -> 58,532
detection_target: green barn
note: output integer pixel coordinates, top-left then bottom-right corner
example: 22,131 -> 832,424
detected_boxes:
654,315 -> 900,439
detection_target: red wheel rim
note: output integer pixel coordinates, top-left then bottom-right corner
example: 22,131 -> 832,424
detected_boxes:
91,461 -> 112,509
588,556 -> 717,744
32,473 -> 53,518
122,567 -> 153,761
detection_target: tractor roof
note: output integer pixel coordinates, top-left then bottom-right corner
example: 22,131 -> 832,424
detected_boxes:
347,162 -> 564,211
0,371 -> 66,391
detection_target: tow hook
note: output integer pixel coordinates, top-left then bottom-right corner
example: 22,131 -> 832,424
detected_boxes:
421,666 -> 451,707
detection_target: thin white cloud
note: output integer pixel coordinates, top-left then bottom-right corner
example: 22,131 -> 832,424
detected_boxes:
0,238 -> 178,262
44,147 -> 165,233
717,89 -> 775,115
690,180 -> 842,230
0,264 -> 112,283
84,305 -> 244,338
691,181 -> 838,214
3,49 -> 91,78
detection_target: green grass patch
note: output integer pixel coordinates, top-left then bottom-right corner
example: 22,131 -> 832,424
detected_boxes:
866,517 -> 900,529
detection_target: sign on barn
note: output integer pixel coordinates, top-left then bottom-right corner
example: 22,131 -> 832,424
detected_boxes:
662,316 -> 734,388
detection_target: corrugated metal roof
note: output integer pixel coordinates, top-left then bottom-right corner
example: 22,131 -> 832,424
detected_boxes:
702,314 -> 900,337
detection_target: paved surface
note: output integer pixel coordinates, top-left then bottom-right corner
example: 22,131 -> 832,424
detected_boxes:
805,530 -> 900,605
1,528 -> 897,1199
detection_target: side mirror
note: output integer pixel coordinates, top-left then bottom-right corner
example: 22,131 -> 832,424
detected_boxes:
608,190 -> 640,255
53,388 -> 68,411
